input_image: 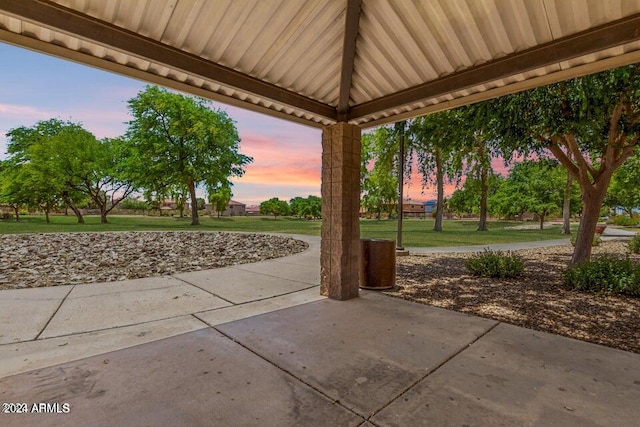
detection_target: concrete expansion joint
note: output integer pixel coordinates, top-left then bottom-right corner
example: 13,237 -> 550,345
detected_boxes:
233,265 -> 319,286
189,313 -> 211,328
34,284 -> 75,340
28,313 -> 202,343
171,275 -> 237,306
213,324 -> 366,423
189,285 -> 320,318
69,283 -> 177,300
365,321 -> 502,421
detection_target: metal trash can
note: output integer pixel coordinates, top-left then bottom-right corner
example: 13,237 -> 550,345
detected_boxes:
359,238 -> 396,290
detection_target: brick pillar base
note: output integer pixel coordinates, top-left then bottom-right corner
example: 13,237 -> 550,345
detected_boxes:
320,122 -> 361,300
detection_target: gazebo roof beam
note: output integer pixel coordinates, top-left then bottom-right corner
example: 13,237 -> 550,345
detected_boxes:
337,0 -> 362,120
0,0 -> 337,121
348,12 -> 640,121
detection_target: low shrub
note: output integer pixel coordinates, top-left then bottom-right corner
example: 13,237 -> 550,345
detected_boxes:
629,234 -> 640,254
570,233 -> 601,247
0,212 -> 11,220
465,249 -> 524,278
563,255 -> 640,297
610,215 -> 640,227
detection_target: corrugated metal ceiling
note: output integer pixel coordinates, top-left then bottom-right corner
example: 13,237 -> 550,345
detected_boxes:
1,0 -> 640,128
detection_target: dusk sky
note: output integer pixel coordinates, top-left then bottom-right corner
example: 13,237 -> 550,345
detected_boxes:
0,42 -> 455,205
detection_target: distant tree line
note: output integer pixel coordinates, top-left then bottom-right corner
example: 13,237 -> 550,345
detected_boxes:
259,195 -> 321,220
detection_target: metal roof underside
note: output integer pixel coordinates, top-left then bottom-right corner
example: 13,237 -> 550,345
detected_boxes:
1,0 -> 640,129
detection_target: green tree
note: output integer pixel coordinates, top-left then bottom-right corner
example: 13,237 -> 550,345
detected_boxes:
260,197 -> 290,219
457,103 -> 525,232
409,110 -> 463,231
449,174 -> 502,217
361,127 -> 399,219
208,185 -> 232,218
3,119 -> 87,223
289,195 -> 322,219
41,131 -> 135,224
490,159 -> 579,229
0,159 -> 29,221
494,65 -> 640,264
120,197 -> 150,214
605,151 -> 640,217
126,86 -> 252,225
169,186 -> 189,218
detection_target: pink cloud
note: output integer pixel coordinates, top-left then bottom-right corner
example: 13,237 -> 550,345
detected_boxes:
238,165 -> 320,187
238,132 -> 322,189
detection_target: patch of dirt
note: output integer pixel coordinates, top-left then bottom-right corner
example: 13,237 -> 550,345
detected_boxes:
386,240 -> 640,354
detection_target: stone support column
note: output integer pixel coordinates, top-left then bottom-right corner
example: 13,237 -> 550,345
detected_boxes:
320,122 -> 361,300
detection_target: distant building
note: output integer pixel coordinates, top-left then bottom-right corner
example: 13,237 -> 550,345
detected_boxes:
403,199 -> 425,218
245,205 -> 261,216
363,199 -> 426,218
161,199 -> 190,210
424,200 -> 437,214
211,200 -> 246,216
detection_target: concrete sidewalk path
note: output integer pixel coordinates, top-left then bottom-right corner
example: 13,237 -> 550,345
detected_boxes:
2,292 -> 639,426
0,234 -> 323,379
2,232 -> 640,425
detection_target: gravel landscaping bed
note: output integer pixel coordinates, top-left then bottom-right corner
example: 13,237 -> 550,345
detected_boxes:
388,240 -> 640,354
0,232 -> 308,290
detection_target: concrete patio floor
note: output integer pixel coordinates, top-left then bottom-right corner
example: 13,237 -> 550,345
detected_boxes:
1,233 -> 640,426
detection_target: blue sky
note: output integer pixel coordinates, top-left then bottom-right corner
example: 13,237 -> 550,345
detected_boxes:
0,42 -> 323,205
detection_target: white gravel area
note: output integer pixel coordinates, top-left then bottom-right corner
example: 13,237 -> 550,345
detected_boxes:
0,232 -> 308,289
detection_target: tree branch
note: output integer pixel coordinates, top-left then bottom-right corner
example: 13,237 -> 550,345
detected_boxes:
611,137 -> 638,170
547,136 -> 581,181
564,134 -> 597,182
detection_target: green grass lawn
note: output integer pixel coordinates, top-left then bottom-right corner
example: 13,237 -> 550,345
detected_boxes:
0,214 -> 573,247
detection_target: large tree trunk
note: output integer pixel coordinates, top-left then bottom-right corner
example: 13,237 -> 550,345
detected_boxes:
539,212 -> 545,230
13,205 -> 19,222
45,207 -> 50,224
562,170 -> 572,234
100,208 -> 108,224
188,180 -> 199,226
544,106 -> 637,265
572,188 -> 607,265
434,148 -> 444,232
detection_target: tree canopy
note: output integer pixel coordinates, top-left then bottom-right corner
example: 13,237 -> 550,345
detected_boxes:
208,184 -> 232,218
1,119 -> 131,223
605,150 -> 640,217
491,159 -> 580,229
289,195 -> 322,219
126,86 -> 252,225
260,197 -> 290,219
361,127 -> 399,219
491,65 -> 640,263
448,174 -> 502,217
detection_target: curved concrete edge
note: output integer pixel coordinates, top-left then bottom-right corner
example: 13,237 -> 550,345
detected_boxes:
0,234 -> 323,379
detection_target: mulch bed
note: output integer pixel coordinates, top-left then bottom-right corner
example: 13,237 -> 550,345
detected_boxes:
386,240 -> 640,354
